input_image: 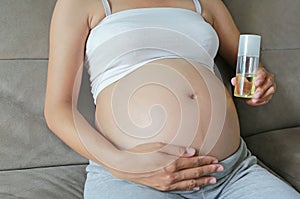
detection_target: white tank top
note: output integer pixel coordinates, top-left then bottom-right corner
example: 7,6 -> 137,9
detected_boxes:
85,0 -> 219,104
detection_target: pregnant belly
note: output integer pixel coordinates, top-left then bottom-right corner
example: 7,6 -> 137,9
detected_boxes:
95,58 -> 240,160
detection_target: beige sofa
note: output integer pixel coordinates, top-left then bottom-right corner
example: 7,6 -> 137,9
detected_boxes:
0,0 -> 299,198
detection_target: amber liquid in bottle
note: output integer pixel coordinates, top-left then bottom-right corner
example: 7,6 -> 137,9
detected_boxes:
234,56 -> 259,98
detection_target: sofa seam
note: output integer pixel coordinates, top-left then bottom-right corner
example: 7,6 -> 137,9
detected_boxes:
0,163 -> 88,172
0,58 -> 48,61
244,126 -> 300,139
262,48 -> 300,52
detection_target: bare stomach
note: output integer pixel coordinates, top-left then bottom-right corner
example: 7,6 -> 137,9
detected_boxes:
95,58 -> 240,160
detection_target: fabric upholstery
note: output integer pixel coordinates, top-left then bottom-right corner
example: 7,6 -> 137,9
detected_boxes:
223,0 -> 300,50
0,60 -> 90,171
0,165 -> 86,199
245,127 -> 300,191
0,0 -> 56,59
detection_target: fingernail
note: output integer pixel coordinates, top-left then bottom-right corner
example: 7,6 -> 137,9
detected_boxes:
255,80 -> 262,86
254,92 -> 261,98
216,166 -> 224,172
209,178 -> 216,184
212,159 -> 218,164
231,78 -> 236,85
185,147 -> 195,155
193,187 -> 200,191
252,99 -> 258,103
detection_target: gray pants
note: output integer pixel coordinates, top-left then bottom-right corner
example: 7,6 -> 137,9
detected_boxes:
84,139 -> 300,199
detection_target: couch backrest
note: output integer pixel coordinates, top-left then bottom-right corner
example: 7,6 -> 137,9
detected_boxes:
0,0 -> 91,171
223,0 -> 300,137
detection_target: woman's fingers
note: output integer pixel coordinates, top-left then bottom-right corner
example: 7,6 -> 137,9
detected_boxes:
254,67 -> 267,87
173,163 -> 223,182
260,85 -> 276,101
157,177 -> 211,191
160,144 -> 196,157
167,156 -> 218,171
127,142 -> 197,158
166,176 -> 217,191
231,77 -> 237,86
155,163 -> 223,191
246,82 -> 276,106
252,74 -> 274,99
254,86 -> 276,104
248,67 -> 276,106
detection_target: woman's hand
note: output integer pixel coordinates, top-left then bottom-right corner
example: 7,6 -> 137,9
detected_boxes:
108,142 -> 223,191
231,65 -> 276,106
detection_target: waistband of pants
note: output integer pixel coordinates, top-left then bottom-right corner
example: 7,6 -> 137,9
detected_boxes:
210,138 -> 249,180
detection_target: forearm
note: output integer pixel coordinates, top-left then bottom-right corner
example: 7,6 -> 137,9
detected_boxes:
44,102 -> 124,170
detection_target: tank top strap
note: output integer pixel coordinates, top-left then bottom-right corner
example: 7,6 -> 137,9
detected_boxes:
101,0 -> 112,16
192,0 -> 202,14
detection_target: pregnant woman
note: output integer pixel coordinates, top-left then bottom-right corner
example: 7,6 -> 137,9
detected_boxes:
44,0 -> 299,198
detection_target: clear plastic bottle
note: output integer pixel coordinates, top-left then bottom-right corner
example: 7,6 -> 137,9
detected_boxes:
234,34 -> 261,98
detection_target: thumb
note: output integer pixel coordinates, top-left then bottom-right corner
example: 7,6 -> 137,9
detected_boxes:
231,77 -> 237,86
160,144 -> 196,157
182,147 -> 196,157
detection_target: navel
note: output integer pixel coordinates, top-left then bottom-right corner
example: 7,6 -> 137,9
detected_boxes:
190,93 -> 198,100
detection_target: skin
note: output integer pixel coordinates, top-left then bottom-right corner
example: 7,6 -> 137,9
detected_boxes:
44,0 -> 276,192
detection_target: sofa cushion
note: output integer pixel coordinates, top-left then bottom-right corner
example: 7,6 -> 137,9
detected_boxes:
0,60 -> 94,170
0,165 -> 87,199
0,0 -> 55,59
223,0 -> 300,50
245,127 -> 300,191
